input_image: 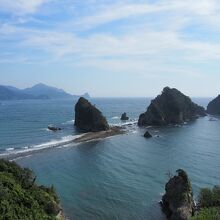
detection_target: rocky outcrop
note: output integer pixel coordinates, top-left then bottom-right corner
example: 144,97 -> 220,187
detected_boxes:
74,97 -> 109,132
207,95 -> 220,115
144,131 -> 152,138
121,112 -> 129,120
161,169 -> 195,220
138,87 -> 206,126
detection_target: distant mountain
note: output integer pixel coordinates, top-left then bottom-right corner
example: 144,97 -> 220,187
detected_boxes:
0,85 -> 46,100
0,84 -> 90,100
23,83 -> 73,99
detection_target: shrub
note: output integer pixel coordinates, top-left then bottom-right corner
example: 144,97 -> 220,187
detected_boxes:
0,159 -> 60,220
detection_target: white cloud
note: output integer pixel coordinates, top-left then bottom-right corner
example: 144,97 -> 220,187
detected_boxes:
67,0 -> 220,31
0,0 -> 49,15
1,0 -> 220,72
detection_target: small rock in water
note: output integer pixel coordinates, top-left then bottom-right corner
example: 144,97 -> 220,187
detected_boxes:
48,125 -> 62,132
121,112 -> 129,120
144,131 -> 152,138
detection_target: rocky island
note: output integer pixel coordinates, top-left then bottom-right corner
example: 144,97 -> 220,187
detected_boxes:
75,97 -> 109,132
74,97 -> 124,142
207,95 -> 220,115
138,87 -> 206,126
161,169 -> 195,220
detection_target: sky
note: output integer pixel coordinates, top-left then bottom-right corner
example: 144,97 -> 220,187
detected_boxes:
0,0 -> 220,97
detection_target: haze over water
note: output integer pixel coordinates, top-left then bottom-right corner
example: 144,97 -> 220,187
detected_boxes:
1,97 -> 220,220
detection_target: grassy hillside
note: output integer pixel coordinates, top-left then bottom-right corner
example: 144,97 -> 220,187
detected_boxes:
0,159 -> 61,220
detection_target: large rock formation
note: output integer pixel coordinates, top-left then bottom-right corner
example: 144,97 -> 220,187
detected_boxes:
138,87 -> 206,126
207,95 -> 220,115
74,97 -> 109,132
161,169 -> 195,220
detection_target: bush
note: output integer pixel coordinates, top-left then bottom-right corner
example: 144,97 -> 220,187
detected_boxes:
190,207 -> 220,220
190,185 -> 220,220
0,159 -> 60,220
199,186 -> 220,208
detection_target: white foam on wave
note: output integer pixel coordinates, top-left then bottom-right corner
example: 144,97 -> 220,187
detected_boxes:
111,116 -> 119,119
62,120 -> 75,125
110,120 -> 138,127
6,147 -> 14,151
0,134 -> 83,157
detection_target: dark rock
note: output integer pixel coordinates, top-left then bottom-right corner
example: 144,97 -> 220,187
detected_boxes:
138,87 -> 206,126
121,112 -> 129,120
161,169 -> 195,220
74,97 -> 109,132
144,131 -> 152,138
48,125 -> 61,132
207,95 -> 220,115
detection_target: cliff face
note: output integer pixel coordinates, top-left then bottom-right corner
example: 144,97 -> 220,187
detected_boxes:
138,87 -> 206,126
161,169 -> 195,220
74,97 -> 109,132
207,95 -> 220,115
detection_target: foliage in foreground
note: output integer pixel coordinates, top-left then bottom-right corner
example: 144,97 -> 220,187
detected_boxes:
0,159 -> 60,220
190,186 -> 220,220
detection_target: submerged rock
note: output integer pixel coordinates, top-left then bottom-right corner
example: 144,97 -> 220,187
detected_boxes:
74,97 -> 109,132
121,112 -> 129,120
207,95 -> 220,115
138,87 -> 206,126
144,131 -> 152,138
161,169 -> 195,220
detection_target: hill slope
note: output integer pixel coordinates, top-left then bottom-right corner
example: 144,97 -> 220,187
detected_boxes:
0,159 -> 61,220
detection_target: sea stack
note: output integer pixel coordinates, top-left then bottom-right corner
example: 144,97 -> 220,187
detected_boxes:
121,112 -> 129,120
161,169 -> 195,220
74,97 -> 109,132
207,95 -> 220,115
138,87 -> 206,126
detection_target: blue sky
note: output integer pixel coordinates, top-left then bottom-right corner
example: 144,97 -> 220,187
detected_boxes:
0,0 -> 220,97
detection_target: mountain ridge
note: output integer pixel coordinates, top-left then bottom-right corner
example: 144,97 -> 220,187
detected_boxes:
0,83 -> 90,100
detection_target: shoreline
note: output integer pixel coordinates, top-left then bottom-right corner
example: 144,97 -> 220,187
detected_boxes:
1,126 -> 125,161
74,126 -> 125,143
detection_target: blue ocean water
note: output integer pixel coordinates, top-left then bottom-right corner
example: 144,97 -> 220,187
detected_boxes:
0,97 -> 220,220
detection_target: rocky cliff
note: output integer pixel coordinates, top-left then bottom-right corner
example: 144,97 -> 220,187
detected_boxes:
138,87 -> 206,126
74,97 -> 109,132
161,169 -> 195,220
207,95 -> 220,115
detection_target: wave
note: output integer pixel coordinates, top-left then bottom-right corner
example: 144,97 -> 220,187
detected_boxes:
110,120 -> 138,127
62,119 -> 75,125
0,134 -> 83,157
111,116 -> 119,119
6,147 -> 15,151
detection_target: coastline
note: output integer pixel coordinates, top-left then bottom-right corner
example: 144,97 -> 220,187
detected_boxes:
74,126 -> 125,143
1,126 -> 125,161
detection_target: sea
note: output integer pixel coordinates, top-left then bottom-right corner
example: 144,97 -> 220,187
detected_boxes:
0,97 -> 220,220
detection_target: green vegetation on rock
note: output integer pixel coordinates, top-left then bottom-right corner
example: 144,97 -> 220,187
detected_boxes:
161,169 -> 195,220
0,159 -> 60,220
190,186 -> 220,220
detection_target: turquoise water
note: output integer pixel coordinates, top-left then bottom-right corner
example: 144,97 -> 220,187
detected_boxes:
0,98 -> 220,220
